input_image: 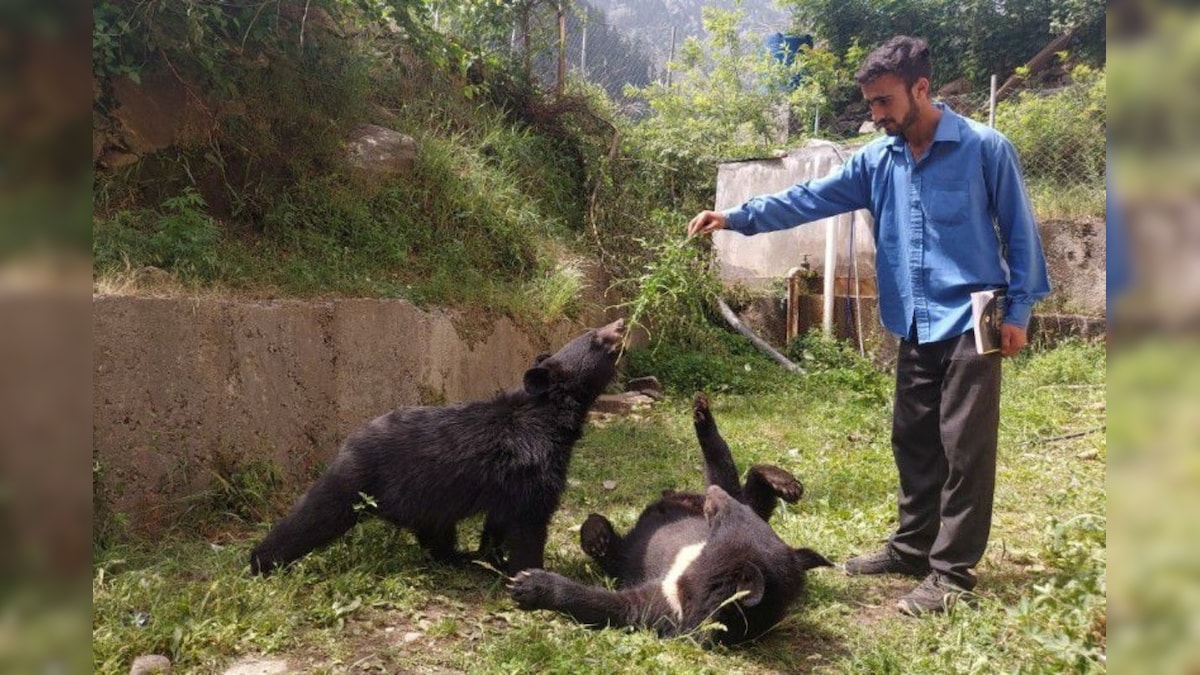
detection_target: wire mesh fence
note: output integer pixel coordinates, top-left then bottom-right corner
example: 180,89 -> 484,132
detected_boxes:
519,13 -> 677,103
950,86 -> 1104,196
432,7 -> 1104,218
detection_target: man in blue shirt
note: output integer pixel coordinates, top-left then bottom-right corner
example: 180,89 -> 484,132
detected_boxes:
687,36 -> 1050,616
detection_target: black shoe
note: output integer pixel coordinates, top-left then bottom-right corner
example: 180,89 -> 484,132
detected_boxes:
896,572 -> 969,617
843,546 -> 930,577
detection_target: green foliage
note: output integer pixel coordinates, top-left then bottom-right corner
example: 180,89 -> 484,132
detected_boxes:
781,41 -> 867,136
625,6 -> 799,169
92,0 -> 617,326
625,332 -> 790,396
1010,514 -> 1107,671
190,458 -> 286,529
526,259 -> 587,325
93,188 -> 224,282
611,221 -> 819,395
92,0 -> 382,225
996,65 -> 1106,183
92,0 -> 437,88
993,65 -> 1106,218
589,7 -> 822,337
782,0 -> 1105,90
151,189 -> 223,276
786,329 -> 863,371
245,128 -> 567,309
618,230 -> 722,350
786,330 -> 890,403
477,122 -> 587,232
93,1 -> 142,84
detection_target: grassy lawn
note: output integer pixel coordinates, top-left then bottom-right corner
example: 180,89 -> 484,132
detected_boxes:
92,340 -> 1105,674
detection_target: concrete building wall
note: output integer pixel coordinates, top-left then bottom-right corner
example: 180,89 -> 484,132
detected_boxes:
711,140 -> 1106,319
712,140 -> 876,287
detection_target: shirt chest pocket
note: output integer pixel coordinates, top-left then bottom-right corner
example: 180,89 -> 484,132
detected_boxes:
924,180 -> 970,225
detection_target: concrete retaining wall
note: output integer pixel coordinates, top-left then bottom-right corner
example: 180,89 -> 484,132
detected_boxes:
93,296 -> 579,535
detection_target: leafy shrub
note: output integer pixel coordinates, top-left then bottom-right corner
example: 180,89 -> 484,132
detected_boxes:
614,224 -> 773,394
786,330 -> 891,404
786,329 -> 864,371
625,331 -> 796,396
94,187 -> 223,282
1010,514 -> 1107,671
621,6 -> 804,219
995,65 -> 1106,185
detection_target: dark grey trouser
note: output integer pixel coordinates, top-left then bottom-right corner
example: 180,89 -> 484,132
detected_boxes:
887,330 -> 1001,590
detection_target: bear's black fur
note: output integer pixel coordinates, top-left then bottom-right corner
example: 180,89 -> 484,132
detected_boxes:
509,393 -> 832,645
250,318 -> 626,576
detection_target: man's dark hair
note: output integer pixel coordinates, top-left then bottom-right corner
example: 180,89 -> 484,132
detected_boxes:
854,36 -> 931,88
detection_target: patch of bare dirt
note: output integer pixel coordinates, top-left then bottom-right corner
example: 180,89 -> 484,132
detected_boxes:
286,596 -> 516,673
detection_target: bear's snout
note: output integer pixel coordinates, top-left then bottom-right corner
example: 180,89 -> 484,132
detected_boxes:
595,319 -> 625,352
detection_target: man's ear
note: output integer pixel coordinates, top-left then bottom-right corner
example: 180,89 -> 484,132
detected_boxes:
914,76 -> 930,100
523,365 -> 554,395
735,564 -> 765,607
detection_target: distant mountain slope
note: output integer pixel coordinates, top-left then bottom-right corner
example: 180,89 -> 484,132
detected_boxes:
585,0 -> 791,67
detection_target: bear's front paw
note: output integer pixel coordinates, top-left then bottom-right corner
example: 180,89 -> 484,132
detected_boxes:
774,475 -> 803,503
508,569 -> 563,610
755,465 -> 803,502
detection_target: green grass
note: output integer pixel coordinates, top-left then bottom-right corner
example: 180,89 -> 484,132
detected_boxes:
92,340 -> 1105,673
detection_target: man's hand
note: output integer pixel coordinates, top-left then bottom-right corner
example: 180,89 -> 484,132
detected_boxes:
1000,323 -> 1027,357
687,211 -> 728,237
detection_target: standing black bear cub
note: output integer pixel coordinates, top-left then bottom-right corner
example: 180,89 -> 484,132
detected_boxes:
250,318 -> 626,576
509,393 -> 832,645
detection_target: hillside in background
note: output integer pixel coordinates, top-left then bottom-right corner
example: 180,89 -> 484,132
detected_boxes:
92,0 -> 647,328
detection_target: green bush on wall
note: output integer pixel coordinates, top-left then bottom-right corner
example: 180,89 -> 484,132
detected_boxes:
994,65 -> 1106,217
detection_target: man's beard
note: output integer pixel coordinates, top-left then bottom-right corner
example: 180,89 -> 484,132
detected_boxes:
878,91 -> 919,137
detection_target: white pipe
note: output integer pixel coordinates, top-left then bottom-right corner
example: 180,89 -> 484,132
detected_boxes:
822,154 -> 836,337
989,74 -> 997,127
850,211 -> 865,355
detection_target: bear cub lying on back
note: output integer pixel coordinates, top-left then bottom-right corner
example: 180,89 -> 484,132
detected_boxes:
509,393 -> 831,645
250,319 -> 625,576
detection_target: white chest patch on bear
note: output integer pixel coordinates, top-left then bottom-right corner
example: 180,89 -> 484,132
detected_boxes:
661,542 -> 706,620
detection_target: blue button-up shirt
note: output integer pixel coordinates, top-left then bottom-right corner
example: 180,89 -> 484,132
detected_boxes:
723,104 -> 1051,343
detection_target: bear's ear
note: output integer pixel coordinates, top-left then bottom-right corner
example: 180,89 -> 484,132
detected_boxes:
523,365 -> 554,396
532,352 -> 551,366
735,564 -> 765,607
793,547 -> 834,571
